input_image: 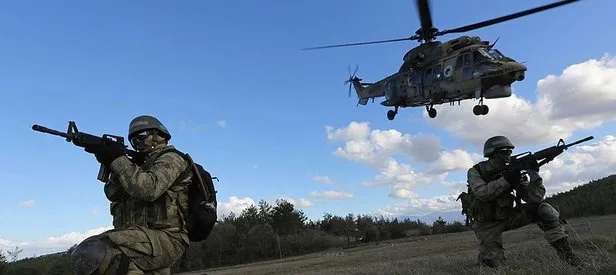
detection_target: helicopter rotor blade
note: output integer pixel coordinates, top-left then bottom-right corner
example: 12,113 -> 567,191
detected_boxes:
416,0 -> 434,34
437,0 -> 580,36
301,37 -> 417,51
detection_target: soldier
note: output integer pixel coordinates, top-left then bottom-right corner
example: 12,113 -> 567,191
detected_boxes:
466,135 -> 582,268
70,115 -> 192,275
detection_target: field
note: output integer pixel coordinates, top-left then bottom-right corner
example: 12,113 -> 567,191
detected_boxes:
177,214 -> 616,275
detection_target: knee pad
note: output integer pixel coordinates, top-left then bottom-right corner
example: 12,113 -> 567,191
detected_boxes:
537,202 -> 560,222
70,239 -> 108,275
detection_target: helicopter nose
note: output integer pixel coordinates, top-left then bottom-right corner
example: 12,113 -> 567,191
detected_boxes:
506,62 -> 526,82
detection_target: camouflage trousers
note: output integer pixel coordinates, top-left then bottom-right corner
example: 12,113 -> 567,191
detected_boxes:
473,202 -> 567,268
73,226 -> 188,275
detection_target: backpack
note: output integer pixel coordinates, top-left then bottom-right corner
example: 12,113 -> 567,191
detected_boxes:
142,148 -> 218,242
180,153 -> 218,242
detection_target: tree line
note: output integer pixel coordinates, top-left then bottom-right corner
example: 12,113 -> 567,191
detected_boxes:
2,173 -> 614,274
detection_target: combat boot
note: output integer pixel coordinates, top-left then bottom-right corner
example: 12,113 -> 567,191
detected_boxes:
550,237 -> 583,267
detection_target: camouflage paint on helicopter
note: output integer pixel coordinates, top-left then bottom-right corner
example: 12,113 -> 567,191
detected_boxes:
304,0 -> 579,120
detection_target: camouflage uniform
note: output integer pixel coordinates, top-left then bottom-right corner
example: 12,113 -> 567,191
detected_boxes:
70,115 -> 192,275
466,136 -> 581,268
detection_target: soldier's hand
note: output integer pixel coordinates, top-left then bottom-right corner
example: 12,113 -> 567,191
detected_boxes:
503,169 -> 521,188
526,169 -> 543,184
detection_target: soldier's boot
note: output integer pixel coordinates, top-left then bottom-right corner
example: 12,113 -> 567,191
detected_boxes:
550,237 -> 583,267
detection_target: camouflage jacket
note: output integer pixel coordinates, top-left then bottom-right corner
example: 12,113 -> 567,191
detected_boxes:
104,145 -> 192,236
467,160 -> 515,221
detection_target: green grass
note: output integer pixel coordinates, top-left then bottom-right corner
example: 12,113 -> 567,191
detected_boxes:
176,214 -> 616,275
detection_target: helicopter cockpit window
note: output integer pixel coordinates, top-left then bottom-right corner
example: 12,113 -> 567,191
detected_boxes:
488,49 -> 505,59
474,49 -> 493,63
476,48 -> 496,61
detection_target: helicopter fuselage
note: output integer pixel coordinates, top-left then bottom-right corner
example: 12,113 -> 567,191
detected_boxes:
350,35 -> 527,120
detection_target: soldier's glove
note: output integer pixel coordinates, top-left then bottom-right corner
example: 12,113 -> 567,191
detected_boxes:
503,169 -> 522,188
84,143 -> 126,166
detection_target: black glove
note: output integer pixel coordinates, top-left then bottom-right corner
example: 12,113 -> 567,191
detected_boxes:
84,143 -> 126,166
503,169 -> 522,188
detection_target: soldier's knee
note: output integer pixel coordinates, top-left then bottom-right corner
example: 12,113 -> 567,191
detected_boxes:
537,202 -> 559,222
70,238 -> 108,275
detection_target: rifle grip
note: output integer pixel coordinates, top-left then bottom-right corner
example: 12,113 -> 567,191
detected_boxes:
97,164 -> 111,183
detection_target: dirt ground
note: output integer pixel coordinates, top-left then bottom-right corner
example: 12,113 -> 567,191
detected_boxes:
176,214 -> 616,275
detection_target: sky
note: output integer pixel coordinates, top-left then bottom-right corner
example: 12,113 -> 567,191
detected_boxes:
1,0 -> 615,259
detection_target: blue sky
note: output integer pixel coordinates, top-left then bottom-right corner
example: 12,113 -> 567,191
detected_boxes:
1,0 -> 615,258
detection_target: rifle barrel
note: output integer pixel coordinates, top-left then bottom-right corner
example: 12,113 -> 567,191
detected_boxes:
566,136 -> 594,147
32,124 -> 69,138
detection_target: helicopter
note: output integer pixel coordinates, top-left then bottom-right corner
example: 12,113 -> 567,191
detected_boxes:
303,0 -> 581,120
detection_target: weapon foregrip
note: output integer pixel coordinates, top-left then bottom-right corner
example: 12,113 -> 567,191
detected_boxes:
97,164 -> 111,183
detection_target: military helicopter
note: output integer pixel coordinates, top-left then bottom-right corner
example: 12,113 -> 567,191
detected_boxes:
303,0 -> 580,120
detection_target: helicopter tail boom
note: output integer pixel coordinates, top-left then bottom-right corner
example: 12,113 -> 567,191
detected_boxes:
351,79 -> 383,105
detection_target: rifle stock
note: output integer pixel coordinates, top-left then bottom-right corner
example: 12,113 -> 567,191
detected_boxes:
32,121 -> 140,183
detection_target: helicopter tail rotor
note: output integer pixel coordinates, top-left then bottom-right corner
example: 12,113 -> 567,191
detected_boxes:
344,64 -> 361,97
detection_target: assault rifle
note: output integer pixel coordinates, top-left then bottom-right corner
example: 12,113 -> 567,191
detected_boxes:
507,135 -> 594,209
506,135 -> 594,173
32,121 -> 141,183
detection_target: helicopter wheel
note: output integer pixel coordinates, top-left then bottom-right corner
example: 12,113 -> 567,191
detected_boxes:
387,110 -> 396,120
473,104 -> 489,116
426,105 -> 437,118
481,105 -> 489,115
428,108 -> 437,118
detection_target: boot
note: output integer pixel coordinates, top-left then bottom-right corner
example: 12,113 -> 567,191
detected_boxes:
550,237 -> 583,267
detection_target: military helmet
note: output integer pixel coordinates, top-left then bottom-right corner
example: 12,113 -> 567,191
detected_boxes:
483,135 -> 514,157
128,115 -> 171,140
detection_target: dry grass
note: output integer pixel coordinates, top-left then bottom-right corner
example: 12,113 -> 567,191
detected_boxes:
177,214 -> 616,275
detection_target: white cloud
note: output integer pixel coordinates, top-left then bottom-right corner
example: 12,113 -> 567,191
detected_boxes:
217,120 -> 227,128
375,193 -> 462,217
0,226 -> 113,260
426,53 -> 616,147
309,190 -> 354,199
539,135 -> 616,195
217,196 -> 256,217
326,122 -> 446,167
18,200 -> 35,207
313,175 -> 334,184
326,122 -> 476,199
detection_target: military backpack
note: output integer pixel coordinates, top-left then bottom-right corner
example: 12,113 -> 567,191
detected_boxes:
143,148 -> 218,242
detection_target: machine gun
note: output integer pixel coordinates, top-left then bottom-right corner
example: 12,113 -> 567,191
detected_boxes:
32,121 -> 141,183
507,136 -> 595,173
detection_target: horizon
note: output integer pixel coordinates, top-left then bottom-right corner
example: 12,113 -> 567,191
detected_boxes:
1,0 -> 615,260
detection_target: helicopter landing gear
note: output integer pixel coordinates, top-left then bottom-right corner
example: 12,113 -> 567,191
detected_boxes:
426,105 -> 437,118
473,98 -> 489,116
387,106 -> 399,120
